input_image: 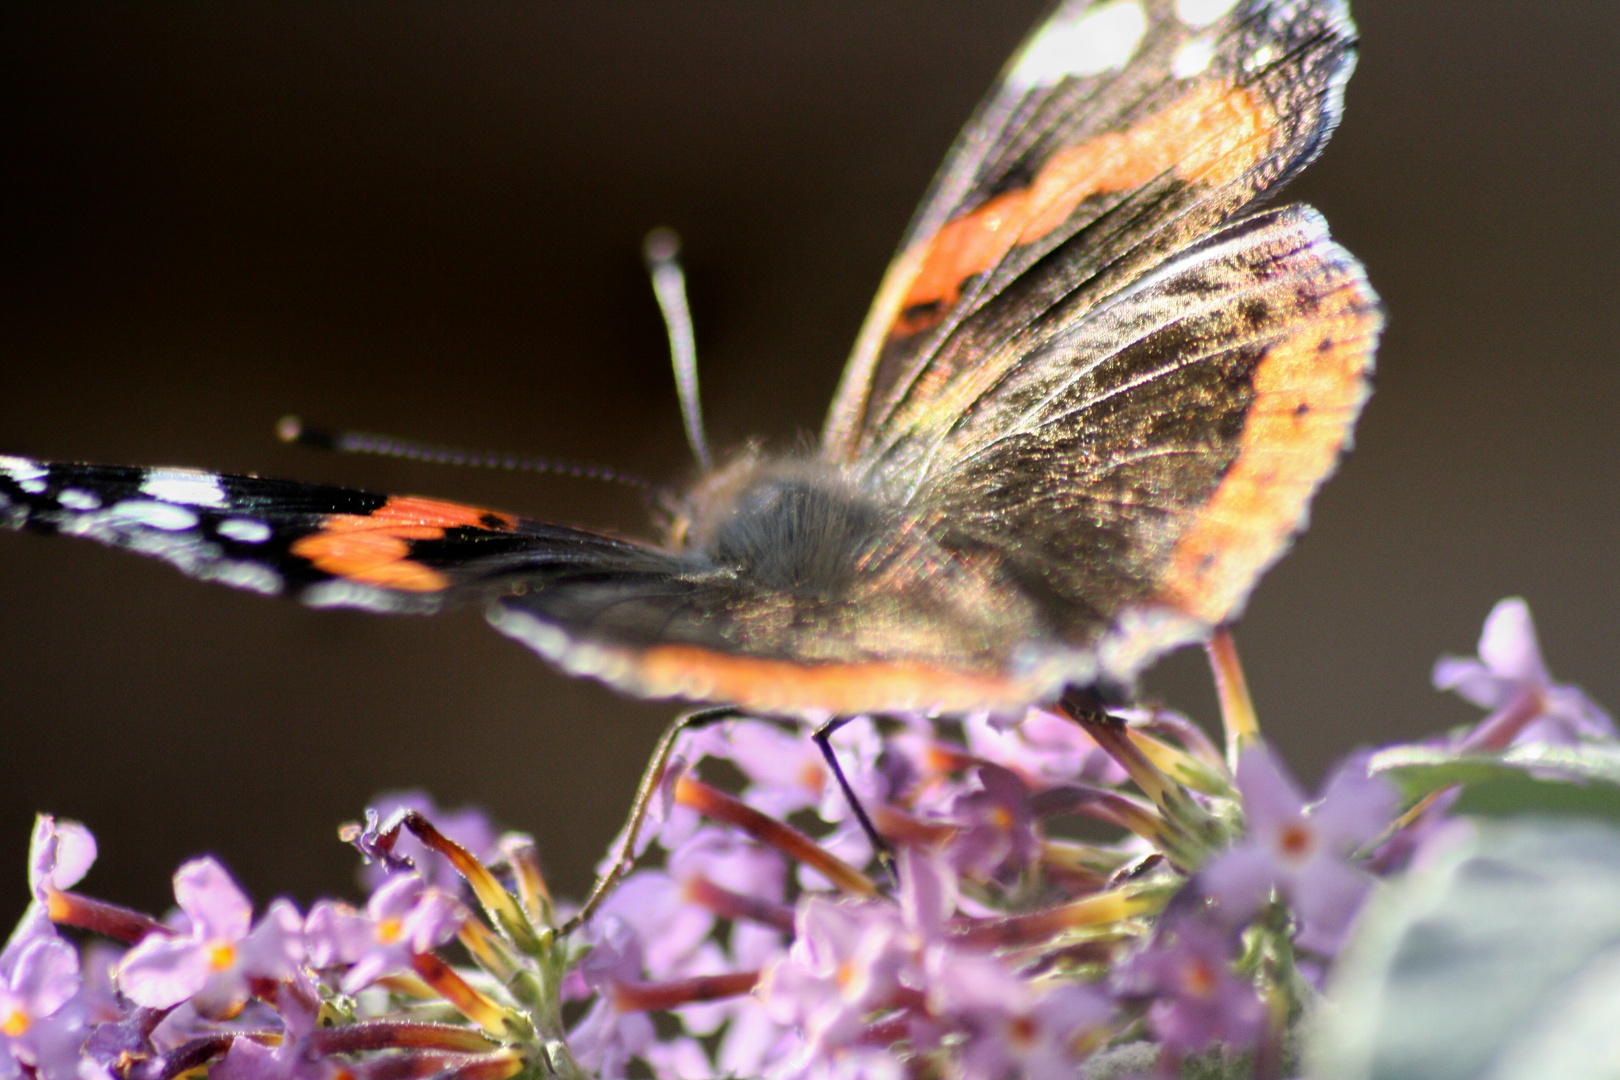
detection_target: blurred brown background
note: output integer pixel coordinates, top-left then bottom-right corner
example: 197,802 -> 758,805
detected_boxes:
1,2 -> 1616,926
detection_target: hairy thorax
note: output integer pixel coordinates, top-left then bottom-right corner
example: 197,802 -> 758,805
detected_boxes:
664,449 -> 1053,670
670,450 -> 889,599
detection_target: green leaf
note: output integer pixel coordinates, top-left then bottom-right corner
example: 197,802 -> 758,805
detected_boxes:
1451,772 -> 1620,824
1369,740 -> 1620,805
1308,817 -> 1620,1080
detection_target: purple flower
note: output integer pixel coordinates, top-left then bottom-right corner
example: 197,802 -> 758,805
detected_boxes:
118,858 -> 304,1017
762,849 -> 962,1069
358,792 -> 499,894
724,720 -> 831,817
5,815 -> 98,970
305,874 -> 465,993
640,1035 -> 713,1080
1434,597 -> 1615,748
569,918 -> 656,1080
210,974 -> 327,1080
964,709 -> 1128,788
1117,917 -> 1265,1056
944,765 -> 1041,885
602,828 -> 786,983
28,816 -> 96,901
784,1047 -> 906,1080
1203,746 -> 1395,954
0,936 -> 85,1080
928,950 -> 1110,1080
759,898 -> 906,1055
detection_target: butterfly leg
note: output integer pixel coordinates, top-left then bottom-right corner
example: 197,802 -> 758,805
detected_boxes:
562,704 -> 743,935
811,716 -> 898,883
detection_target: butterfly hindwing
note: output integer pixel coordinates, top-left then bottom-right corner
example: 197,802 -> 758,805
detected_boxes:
915,204 -> 1379,678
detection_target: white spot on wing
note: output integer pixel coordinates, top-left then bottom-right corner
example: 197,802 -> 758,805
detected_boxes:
106,500 -> 198,532
57,488 -> 101,511
1008,0 -> 1148,89
1174,0 -> 1240,28
303,579 -> 440,613
0,456 -> 49,494
1172,36 -> 1217,78
486,604 -> 572,663
141,469 -> 228,508
205,561 -> 282,595
1246,44 -> 1276,71
217,517 -> 272,544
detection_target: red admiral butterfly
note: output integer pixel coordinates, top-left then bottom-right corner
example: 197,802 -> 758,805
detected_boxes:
1,0 -> 1379,718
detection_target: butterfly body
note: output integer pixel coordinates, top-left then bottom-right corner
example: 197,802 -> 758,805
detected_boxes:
1,0 -> 1380,718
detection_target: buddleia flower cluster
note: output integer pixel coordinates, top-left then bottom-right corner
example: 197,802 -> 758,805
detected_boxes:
6,598 -> 1615,1080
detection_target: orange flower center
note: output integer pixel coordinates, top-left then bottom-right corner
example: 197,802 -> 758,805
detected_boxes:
206,940 -> 237,971
1007,1014 -> 1038,1048
375,917 -> 404,945
1,1008 -> 30,1038
1183,958 -> 1218,1000
1278,822 -> 1316,860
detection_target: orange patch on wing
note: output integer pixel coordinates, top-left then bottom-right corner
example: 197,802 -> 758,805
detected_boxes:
1154,284 -> 1380,624
290,495 -> 515,593
895,82 -> 1275,336
631,644 -> 1040,715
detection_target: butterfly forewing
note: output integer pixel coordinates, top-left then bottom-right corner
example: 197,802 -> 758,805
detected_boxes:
0,461 -> 679,614
824,0 -> 1361,470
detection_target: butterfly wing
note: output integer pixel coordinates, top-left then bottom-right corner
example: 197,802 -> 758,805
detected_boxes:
0,459 -> 681,614
914,203 -> 1379,681
812,0 -> 1377,687
823,0 -> 1361,466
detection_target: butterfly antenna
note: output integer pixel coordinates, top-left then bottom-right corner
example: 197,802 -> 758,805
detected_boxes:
644,227 -> 713,471
276,415 -> 657,493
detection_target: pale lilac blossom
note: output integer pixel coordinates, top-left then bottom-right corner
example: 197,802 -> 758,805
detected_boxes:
965,709 -> 1128,788
358,791 -> 499,894
569,918 -> 656,1080
1117,917 -> 1266,1056
1203,746 -> 1394,954
118,859 -> 303,1017
928,950 -> 1110,1080
1434,597 -> 1615,748
944,764 -> 1041,884
304,873 -> 464,993
28,816 -> 96,901
0,936 -> 85,1080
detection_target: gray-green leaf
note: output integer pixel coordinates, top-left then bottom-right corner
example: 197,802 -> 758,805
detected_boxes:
1308,816 -> 1620,1080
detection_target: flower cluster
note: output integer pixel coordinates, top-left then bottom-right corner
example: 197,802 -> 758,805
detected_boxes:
5,598 -> 1611,1080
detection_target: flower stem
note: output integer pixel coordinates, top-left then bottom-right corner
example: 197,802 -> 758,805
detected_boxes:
675,775 -> 879,898
610,970 -> 760,1013
310,1021 -> 501,1054
410,952 -> 533,1042
1207,628 -> 1260,767
45,890 -> 169,944
399,812 -> 541,955
954,882 -> 1171,948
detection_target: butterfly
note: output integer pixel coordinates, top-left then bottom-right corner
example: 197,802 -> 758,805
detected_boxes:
0,0 -> 1379,720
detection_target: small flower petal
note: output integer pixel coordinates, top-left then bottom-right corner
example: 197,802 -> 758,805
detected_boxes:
117,935 -> 211,1009
171,859 -> 253,946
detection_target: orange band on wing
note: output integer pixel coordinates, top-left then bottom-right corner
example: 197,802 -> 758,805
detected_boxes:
290,495 -> 515,593
1154,284 -> 1379,624
631,644 -> 1041,715
896,82 -> 1275,336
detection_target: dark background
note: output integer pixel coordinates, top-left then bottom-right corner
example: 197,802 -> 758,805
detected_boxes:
1,2 -> 1615,925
